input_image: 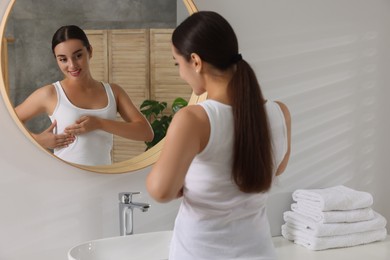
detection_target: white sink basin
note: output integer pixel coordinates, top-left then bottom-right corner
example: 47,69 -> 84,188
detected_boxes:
68,230 -> 172,260
68,231 -> 390,260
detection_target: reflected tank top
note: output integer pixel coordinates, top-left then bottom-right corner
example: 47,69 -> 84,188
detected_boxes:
49,81 -> 117,166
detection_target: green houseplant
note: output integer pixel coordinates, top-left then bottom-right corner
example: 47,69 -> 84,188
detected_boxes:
140,97 -> 188,150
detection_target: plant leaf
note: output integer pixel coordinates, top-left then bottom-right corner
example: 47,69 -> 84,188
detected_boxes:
172,97 -> 188,114
141,97 -> 188,150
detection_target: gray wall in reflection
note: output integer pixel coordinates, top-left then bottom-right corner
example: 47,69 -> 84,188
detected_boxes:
5,0 -> 176,133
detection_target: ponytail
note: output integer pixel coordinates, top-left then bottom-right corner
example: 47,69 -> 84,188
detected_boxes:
229,59 -> 273,193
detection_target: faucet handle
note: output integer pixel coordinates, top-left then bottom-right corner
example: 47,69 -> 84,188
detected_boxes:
119,192 -> 140,203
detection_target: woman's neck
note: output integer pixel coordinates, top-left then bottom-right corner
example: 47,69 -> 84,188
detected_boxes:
204,71 -> 233,105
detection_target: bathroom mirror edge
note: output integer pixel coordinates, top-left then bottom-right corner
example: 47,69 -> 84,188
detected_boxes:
0,0 -> 203,174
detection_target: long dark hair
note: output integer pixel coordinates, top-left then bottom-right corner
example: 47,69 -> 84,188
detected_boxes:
172,11 -> 273,193
51,25 -> 91,54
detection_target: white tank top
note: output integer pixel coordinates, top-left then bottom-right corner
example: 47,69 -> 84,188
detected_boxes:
169,99 -> 288,260
49,81 -> 117,166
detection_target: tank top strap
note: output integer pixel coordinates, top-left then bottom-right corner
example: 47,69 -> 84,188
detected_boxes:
51,81 -> 69,116
52,81 -> 64,102
101,82 -> 116,107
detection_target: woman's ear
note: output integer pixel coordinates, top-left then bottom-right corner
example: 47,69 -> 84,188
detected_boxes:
190,53 -> 202,73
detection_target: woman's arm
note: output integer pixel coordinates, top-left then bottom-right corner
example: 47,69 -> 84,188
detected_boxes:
15,85 -> 74,149
146,105 -> 209,203
15,85 -> 54,123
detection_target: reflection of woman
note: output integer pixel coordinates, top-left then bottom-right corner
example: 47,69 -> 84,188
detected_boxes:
147,11 -> 291,259
15,25 -> 153,166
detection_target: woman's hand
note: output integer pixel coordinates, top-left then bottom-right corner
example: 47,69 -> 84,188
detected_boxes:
33,120 -> 75,149
64,115 -> 101,136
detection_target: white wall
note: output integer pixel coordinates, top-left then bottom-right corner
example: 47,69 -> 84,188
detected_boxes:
193,0 -> 390,233
1,0 -> 389,259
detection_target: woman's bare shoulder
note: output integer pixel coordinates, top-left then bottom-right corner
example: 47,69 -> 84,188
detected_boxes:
167,105 -> 209,139
19,84 -> 56,104
173,104 -> 208,124
106,82 -> 123,94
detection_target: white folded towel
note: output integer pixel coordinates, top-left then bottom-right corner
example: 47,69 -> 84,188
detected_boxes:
292,185 -> 373,211
281,224 -> 387,250
291,203 -> 375,223
283,211 -> 387,237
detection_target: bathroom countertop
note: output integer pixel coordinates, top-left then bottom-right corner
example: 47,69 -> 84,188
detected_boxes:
273,235 -> 390,260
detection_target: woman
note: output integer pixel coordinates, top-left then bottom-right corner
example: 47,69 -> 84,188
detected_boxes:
146,11 -> 291,259
16,25 -> 153,166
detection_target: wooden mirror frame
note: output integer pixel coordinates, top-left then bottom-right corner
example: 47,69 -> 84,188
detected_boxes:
0,0 -> 205,173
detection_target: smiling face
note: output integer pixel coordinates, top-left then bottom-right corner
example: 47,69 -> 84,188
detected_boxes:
53,39 -> 92,80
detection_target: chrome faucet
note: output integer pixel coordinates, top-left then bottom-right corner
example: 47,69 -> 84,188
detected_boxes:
119,192 -> 150,236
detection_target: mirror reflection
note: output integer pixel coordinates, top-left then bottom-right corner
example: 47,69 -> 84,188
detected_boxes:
15,25 -> 155,166
4,0 -> 193,166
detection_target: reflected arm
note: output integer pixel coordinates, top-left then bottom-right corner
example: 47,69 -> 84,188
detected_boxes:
14,84 -> 74,149
14,84 -> 55,122
104,83 -> 153,141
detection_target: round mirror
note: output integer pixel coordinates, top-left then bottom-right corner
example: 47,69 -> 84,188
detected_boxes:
0,0 -> 206,173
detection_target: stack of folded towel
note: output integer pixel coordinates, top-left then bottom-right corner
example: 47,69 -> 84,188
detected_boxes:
281,185 -> 388,250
